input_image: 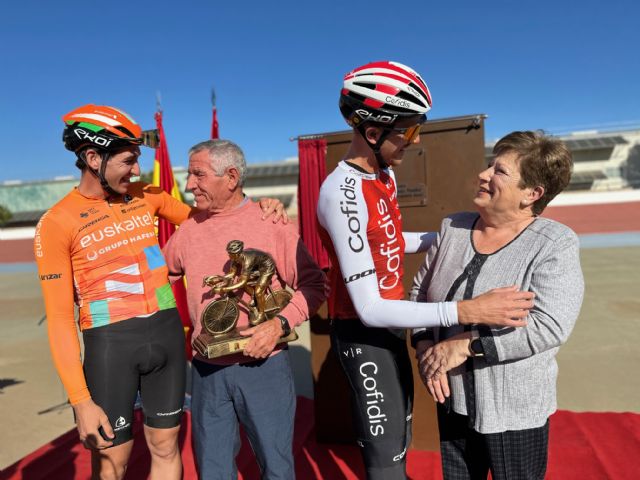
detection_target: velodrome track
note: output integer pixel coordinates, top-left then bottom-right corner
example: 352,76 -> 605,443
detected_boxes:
1,200 -> 639,474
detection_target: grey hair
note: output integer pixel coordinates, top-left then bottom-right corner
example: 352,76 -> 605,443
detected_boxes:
188,139 -> 247,186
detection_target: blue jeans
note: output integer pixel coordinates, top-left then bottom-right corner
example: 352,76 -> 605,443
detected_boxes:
191,352 -> 296,480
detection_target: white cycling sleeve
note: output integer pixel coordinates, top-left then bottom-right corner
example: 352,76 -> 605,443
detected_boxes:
317,171 -> 458,329
403,231 -> 436,254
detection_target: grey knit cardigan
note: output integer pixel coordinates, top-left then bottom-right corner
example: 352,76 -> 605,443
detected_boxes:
411,212 -> 584,434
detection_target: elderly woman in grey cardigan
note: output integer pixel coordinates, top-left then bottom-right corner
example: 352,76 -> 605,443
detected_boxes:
411,130 -> 584,480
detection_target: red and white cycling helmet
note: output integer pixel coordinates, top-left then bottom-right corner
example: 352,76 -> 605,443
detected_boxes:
339,61 -> 432,129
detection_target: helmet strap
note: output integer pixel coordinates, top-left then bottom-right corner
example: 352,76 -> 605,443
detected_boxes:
78,150 -> 118,197
356,123 -> 392,170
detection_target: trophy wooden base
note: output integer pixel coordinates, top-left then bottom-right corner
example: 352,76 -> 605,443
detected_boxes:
193,328 -> 299,359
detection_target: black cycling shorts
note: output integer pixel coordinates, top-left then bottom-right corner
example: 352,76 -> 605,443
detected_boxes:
330,319 -> 414,480
82,308 -> 186,446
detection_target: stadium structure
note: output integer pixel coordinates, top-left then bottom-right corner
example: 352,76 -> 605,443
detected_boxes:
1,127 -> 639,260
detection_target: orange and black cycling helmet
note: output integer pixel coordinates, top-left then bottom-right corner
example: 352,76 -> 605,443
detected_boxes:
62,104 -> 144,153
62,104 -> 149,197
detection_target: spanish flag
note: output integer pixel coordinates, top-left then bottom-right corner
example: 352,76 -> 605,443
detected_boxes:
211,88 -> 219,139
153,110 -> 193,359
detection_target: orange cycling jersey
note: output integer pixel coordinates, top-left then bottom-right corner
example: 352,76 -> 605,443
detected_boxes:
34,182 -> 191,404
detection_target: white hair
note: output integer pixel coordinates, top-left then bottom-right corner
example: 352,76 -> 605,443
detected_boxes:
188,139 -> 247,186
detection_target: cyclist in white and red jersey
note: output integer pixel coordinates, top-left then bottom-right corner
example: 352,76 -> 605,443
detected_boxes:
35,104 -> 286,480
317,61 -> 535,479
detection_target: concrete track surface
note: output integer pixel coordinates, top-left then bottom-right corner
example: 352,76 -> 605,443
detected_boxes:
1,245 -> 639,469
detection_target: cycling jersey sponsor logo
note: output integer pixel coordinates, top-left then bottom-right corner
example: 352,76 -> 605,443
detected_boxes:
79,207 -> 100,219
78,215 -> 110,233
85,231 -> 156,261
120,202 -> 146,214
156,408 -> 182,416
386,180 -> 398,204
393,447 -> 407,462
376,199 -> 401,291
344,268 -> 375,284
339,176 -> 364,253
342,347 -> 363,358
113,415 -> 130,432
33,212 -> 47,258
80,212 -> 153,249
40,273 -> 62,280
359,361 -> 387,437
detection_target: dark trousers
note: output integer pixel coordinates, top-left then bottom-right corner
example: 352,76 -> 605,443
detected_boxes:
191,352 -> 295,480
438,406 -> 549,480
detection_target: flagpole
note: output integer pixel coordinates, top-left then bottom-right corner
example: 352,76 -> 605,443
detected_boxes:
151,100 -> 193,360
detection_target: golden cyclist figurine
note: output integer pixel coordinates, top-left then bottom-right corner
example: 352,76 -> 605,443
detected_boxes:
204,240 -> 278,325
195,240 -> 294,358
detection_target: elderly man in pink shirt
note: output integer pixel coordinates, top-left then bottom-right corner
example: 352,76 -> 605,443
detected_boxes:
164,139 -> 326,479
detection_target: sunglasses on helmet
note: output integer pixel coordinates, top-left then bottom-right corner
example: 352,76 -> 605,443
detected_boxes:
141,129 -> 160,148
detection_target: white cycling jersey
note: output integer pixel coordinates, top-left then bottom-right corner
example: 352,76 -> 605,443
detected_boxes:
317,160 -> 458,328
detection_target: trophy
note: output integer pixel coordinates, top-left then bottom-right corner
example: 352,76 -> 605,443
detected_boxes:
193,240 -> 299,359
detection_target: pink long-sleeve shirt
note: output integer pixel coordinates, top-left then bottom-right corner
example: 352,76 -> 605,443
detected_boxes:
164,200 -> 326,365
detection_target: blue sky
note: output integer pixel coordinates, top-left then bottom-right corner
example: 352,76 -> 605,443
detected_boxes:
1,0 -> 638,182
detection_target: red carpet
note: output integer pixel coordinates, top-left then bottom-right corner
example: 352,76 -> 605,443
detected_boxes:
2,397 -> 639,479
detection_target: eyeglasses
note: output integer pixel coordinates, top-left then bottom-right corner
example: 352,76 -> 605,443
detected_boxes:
391,123 -> 422,143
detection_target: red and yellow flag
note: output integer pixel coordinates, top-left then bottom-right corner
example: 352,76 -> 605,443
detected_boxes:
152,110 -> 193,359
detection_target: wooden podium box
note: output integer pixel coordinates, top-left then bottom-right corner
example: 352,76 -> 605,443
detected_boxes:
310,114 -> 487,451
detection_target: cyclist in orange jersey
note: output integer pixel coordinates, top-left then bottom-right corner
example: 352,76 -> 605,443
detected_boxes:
34,104 -> 286,480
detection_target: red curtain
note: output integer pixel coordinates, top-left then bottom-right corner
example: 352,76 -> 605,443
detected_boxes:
297,138 -> 329,269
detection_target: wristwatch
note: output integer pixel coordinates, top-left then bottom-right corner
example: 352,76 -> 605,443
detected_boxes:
469,332 -> 485,357
277,315 -> 291,337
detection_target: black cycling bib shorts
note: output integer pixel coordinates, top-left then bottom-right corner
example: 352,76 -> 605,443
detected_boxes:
82,308 -> 186,446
